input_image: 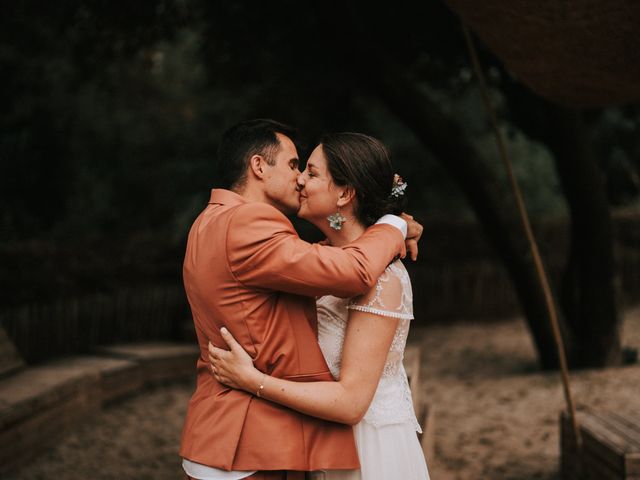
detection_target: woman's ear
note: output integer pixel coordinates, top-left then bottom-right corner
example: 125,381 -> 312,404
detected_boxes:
336,186 -> 356,208
248,155 -> 266,179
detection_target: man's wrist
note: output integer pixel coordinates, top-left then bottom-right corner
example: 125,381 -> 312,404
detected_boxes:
375,214 -> 408,239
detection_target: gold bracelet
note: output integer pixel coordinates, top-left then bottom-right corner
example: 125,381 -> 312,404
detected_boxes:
255,374 -> 267,398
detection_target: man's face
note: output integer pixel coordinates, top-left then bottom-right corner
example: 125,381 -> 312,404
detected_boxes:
262,133 -> 301,215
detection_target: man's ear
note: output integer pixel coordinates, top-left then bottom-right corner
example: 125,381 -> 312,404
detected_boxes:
336,186 -> 356,208
248,155 -> 267,180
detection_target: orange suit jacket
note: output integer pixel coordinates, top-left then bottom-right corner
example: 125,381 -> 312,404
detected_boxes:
179,189 -> 406,471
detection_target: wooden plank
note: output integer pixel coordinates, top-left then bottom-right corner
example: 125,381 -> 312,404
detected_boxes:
591,411 -> 640,448
56,355 -> 144,405
99,361 -> 143,404
586,417 -> 631,474
0,392 -> 86,457
419,401 -> 436,462
582,430 -> 626,475
561,410 -> 640,479
609,411 -> 640,439
582,414 -> 631,461
0,385 -> 96,475
562,412 -> 620,478
582,449 -> 629,480
0,359 -> 101,430
586,412 -> 640,475
561,413 -> 582,480
596,412 -> 640,476
403,344 -> 435,464
0,345 -> 198,476
403,343 -> 421,414
95,342 -> 198,385
0,326 -> 25,378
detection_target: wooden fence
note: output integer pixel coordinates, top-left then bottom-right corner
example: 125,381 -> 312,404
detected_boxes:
0,285 -> 187,363
409,252 -> 640,322
2,211 -> 639,363
3,250 -> 639,364
407,208 -> 640,321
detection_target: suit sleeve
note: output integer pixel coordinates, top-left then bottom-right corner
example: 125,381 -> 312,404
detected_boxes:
226,203 -> 406,298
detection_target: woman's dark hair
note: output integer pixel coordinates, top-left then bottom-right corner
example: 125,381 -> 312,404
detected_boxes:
217,119 -> 296,190
320,132 -> 406,227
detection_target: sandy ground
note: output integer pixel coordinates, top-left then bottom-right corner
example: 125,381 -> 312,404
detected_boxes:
9,306 -> 640,480
420,305 -> 640,480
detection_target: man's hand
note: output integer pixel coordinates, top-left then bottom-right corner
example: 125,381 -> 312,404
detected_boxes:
401,213 -> 423,261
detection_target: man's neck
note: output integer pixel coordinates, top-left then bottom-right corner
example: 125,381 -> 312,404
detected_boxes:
232,184 -> 265,204
232,183 -> 294,216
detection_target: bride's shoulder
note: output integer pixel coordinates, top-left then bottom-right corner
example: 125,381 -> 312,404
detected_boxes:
348,259 -> 413,317
384,259 -> 410,282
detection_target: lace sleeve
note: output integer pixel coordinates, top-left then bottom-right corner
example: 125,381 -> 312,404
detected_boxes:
347,261 -> 414,320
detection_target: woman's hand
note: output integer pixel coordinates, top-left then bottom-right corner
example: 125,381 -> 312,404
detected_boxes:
208,327 -> 263,393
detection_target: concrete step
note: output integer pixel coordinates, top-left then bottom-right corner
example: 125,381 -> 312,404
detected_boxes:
95,342 -> 199,385
0,342 -> 198,476
0,357 -> 103,472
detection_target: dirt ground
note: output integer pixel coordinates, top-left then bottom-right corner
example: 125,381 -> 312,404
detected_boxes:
9,306 -> 640,480
420,305 -> 640,480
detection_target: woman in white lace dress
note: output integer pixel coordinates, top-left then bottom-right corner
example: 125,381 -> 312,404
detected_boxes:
209,133 -> 430,480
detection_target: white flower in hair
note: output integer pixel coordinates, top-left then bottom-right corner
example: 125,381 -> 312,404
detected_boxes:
390,174 -> 407,198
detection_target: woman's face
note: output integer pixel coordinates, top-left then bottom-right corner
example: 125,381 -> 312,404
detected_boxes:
297,145 -> 343,226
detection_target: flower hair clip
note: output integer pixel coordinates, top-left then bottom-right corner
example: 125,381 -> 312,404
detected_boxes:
390,174 -> 407,198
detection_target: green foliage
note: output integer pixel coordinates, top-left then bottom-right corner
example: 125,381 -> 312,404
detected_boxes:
1,0 -> 639,306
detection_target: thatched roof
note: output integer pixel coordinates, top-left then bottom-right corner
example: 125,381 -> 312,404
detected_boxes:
445,0 -> 640,107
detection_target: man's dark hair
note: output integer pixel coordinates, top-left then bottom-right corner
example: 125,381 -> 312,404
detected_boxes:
217,119 -> 296,190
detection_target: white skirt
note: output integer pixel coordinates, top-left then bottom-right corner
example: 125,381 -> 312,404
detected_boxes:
310,421 -> 430,480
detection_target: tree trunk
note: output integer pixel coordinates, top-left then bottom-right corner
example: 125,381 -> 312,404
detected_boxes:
500,77 -> 623,367
337,3 -> 622,369
349,49 -> 567,368
542,106 -> 622,367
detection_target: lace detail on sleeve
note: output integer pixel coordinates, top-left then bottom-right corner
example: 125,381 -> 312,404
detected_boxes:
317,261 -> 421,432
347,261 -> 414,320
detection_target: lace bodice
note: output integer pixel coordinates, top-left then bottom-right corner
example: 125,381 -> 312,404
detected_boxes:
316,260 -> 421,432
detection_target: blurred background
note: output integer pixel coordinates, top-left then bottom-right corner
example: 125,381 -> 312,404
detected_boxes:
2,0 -> 640,370
2,2 -> 640,479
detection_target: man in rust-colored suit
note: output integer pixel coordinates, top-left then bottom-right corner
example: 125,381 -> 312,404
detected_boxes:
180,120 -> 415,480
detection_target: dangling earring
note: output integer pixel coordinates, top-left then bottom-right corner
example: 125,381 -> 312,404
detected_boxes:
327,207 -> 346,230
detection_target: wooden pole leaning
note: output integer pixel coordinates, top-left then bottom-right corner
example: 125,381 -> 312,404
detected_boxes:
461,23 -> 583,450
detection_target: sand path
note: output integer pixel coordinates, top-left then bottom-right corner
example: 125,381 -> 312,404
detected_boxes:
10,307 -> 640,479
